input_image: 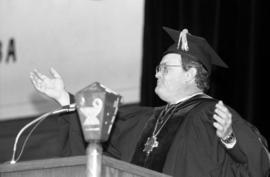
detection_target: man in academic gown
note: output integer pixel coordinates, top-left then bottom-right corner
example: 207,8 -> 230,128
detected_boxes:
30,27 -> 270,177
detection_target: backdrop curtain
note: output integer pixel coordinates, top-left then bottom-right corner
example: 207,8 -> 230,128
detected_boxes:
140,0 -> 270,142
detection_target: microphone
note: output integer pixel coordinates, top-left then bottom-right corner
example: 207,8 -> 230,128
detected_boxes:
9,104 -> 76,164
75,82 -> 121,177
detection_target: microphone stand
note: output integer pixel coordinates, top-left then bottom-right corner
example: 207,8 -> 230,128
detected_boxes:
10,104 -> 76,164
86,141 -> 102,177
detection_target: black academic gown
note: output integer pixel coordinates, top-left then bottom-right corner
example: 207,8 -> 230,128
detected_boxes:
105,97 -> 270,177
6,95 -> 267,176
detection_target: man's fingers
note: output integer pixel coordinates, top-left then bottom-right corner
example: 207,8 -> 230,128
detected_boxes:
30,72 -> 40,87
215,101 -> 229,113
213,114 -> 226,125
32,69 -> 49,81
215,101 -> 232,121
214,108 -> 227,119
213,101 -> 234,139
30,70 -> 47,92
213,122 -> 223,132
50,67 -> 62,79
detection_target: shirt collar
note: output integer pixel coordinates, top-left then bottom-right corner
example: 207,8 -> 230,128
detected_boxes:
173,92 -> 205,105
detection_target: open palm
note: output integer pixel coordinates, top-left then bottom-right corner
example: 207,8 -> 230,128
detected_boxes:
30,68 -> 66,102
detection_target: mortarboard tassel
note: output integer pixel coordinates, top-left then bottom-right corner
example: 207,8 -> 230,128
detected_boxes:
177,29 -> 189,51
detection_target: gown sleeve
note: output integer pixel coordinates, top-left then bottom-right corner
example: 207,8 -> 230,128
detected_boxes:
228,107 -> 270,177
192,102 -> 270,177
163,100 -> 269,177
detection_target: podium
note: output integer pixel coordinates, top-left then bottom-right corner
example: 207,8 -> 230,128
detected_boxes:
0,155 -> 171,177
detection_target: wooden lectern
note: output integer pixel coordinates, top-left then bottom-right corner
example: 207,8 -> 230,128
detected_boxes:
0,155 -> 171,177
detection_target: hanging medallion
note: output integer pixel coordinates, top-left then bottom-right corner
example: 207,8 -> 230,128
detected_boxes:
143,136 -> 159,155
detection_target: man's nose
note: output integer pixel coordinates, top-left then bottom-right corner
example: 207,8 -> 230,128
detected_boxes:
155,71 -> 162,78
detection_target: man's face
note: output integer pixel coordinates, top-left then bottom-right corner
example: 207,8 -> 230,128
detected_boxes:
155,53 -> 187,103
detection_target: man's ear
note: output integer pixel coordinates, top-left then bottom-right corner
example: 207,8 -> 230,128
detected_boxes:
185,67 -> 197,83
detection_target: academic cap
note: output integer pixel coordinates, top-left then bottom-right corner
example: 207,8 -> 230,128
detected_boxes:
163,27 -> 228,73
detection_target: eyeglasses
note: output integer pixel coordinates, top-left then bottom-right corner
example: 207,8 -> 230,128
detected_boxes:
155,64 -> 182,74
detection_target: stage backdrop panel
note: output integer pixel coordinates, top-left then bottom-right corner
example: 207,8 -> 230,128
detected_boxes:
0,0 -> 144,120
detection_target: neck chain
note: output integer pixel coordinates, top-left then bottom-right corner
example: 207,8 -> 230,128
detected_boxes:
143,104 -> 177,155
